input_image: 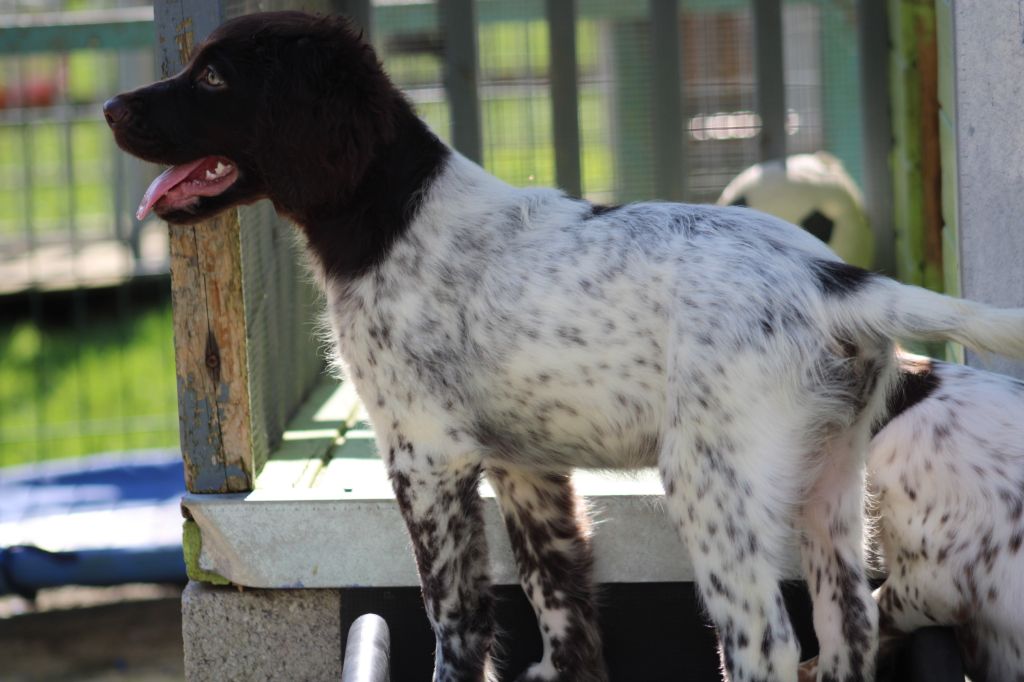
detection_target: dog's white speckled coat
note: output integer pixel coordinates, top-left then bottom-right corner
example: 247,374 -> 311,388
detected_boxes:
107,15 -> 1024,680
870,355 -> 1024,682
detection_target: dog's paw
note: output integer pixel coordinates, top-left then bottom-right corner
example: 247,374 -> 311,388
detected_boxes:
797,655 -> 819,682
513,661 -> 558,682
513,661 -> 609,682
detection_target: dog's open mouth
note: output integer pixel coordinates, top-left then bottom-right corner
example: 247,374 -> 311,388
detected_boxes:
137,156 -> 239,220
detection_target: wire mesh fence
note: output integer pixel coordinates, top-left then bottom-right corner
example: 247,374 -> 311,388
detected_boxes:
0,1 -> 177,466
0,0 -> 870,468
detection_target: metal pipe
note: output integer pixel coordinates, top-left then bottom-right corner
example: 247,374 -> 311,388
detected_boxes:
342,614 -> 391,682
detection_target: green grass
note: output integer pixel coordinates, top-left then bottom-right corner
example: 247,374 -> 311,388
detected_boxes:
0,302 -> 179,466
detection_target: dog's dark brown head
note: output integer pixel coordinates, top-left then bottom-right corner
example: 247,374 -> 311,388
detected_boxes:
105,11 -> 406,227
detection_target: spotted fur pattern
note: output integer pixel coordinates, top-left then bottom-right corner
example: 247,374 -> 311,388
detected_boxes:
105,14 -> 1024,681
869,354 -> 1024,682
319,157 -> 904,681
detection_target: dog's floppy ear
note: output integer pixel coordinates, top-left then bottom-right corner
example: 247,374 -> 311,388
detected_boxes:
258,15 -> 398,214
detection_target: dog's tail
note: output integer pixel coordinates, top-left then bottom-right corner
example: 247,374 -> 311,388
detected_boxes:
822,261 -> 1024,358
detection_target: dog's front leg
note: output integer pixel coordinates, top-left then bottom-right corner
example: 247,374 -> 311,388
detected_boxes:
387,447 -> 495,682
487,465 -> 607,682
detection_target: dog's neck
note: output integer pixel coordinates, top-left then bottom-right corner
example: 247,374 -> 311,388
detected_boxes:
287,101 -> 450,282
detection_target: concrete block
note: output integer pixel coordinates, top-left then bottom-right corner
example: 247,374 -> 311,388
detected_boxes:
182,581 -> 342,682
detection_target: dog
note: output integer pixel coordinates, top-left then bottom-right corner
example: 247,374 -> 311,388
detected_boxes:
105,12 -> 1024,681
798,353 -> 1024,681
870,353 -> 1024,681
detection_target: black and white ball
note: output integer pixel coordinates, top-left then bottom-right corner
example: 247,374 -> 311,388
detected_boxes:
717,151 -> 874,268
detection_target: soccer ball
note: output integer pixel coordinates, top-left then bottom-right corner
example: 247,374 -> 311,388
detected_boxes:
717,151 -> 874,268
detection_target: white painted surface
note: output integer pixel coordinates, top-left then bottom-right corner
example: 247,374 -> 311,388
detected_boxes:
183,467 -> 804,588
952,3 -> 1024,378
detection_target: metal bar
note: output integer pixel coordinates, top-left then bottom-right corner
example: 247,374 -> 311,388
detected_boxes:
341,614 -> 391,682
329,0 -> 373,41
17,61 -> 35,274
752,0 -> 786,163
0,8 -> 154,55
819,4 -> 863,185
649,0 -> 685,201
610,19 -> 655,202
439,0 -> 482,163
546,0 -> 582,197
857,0 -> 895,274
61,58 -> 79,265
117,48 -> 151,262
374,0 -> 779,37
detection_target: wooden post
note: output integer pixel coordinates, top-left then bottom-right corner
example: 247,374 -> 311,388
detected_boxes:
156,0 -> 255,493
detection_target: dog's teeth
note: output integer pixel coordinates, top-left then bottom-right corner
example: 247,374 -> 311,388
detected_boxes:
205,170 -> 217,180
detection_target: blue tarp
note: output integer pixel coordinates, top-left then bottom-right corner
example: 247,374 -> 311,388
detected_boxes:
0,450 -> 187,597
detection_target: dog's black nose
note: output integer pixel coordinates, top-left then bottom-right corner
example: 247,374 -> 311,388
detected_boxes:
103,96 -> 130,127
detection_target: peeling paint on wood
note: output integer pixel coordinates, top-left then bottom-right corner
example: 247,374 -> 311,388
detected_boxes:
174,16 -> 193,63
169,214 -> 254,493
156,1 -> 255,494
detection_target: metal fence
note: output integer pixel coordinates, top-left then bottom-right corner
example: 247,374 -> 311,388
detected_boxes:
0,2 -> 175,465
0,0 -> 883,467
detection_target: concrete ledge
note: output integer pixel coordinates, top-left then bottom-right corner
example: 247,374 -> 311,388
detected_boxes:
181,581 -> 342,682
183,466 -> 805,589
180,381 -> 809,589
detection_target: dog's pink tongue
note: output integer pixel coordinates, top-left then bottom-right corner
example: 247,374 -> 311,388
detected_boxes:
137,158 -> 209,220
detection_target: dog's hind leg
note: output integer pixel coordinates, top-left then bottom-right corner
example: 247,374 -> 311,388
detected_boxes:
799,428 -> 879,682
387,449 -> 495,682
487,465 -> 607,682
659,409 -> 804,681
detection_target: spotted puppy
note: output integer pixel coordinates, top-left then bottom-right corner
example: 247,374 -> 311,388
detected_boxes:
104,12 -> 1024,682
870,353 -> 1024,681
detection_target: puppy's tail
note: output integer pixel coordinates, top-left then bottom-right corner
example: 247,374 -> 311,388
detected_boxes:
822,261 -> 1024,358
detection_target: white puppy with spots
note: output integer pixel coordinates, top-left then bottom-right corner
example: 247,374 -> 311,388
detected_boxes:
870,353 -> 1024,681
106,13 -> 1024,682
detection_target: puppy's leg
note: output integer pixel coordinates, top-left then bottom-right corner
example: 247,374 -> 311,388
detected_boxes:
800,430 -> 878,682
388,451 -> 494,682
660,424 -> 802,682
873,577 -> 945,636
487,465 -> 607,682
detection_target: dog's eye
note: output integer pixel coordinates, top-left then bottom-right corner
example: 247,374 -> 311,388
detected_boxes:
199,65 -> 225,89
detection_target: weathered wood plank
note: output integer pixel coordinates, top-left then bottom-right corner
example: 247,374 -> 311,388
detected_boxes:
169,214 -> 253,492
257,381 -> 361,491
157,0 -> 254,493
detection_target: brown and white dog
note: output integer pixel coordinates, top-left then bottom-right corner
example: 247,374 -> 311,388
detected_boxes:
106,12 -> 1024,681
